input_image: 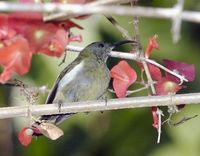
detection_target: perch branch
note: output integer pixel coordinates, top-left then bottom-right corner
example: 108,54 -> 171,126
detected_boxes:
0,93 -> 200,119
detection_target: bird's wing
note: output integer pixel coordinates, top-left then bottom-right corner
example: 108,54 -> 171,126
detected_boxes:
45,57 -> 82,104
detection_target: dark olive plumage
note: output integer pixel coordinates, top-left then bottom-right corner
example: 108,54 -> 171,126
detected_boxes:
33,40 -> 134,128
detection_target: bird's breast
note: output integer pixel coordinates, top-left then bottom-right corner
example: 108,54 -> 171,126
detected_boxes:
56,59 -> 110,102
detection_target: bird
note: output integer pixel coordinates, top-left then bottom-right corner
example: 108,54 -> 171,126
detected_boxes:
31,40 -> 134,136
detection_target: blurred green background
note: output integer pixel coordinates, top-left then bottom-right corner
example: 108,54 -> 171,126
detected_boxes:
1,0 -> 200,156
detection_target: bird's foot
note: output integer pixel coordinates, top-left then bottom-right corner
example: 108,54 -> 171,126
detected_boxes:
58,100 -> 63,113
105,97 -> 108,106
100,96 -> 108,114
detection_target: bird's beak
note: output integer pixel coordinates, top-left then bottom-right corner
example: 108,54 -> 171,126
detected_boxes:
111,40 -> 136,49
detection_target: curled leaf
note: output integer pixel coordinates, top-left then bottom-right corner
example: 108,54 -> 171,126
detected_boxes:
110,60 -> 137,98
35,123 -> 64,140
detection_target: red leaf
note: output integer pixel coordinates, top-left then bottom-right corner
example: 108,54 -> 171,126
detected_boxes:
163,59 -> 195,83
151,106 -> 159,129
136,62 -> 162,81
148,64 -> 162,81
0,35 -> 32,83
155,77 -> 182,95
18,127 -> 33,147
145,35 -> 160,58
110,60 -> 137,98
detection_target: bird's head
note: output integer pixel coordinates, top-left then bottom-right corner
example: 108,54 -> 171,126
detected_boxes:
82,40 -> 135,62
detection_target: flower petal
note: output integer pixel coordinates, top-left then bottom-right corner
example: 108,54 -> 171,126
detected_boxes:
155,77 -> 182,95
110,60 -> 137,98
151,106 -> 159,129
145,35 -> 160,58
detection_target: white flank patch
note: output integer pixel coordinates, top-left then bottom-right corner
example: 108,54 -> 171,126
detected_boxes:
57,61 -> 84,91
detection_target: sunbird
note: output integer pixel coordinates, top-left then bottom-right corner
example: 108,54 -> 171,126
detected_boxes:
31,40 -> 134,136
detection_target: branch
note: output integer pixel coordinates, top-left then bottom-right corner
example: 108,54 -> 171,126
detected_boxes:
0,2 -> 199,23
44,0 -> 137,21
88,0 -> 136,6
0,93 -> 200,119
0,1 -> 198,42
66,45 -> 188,83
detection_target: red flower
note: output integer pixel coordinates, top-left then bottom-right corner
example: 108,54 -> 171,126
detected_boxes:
0,35 -> 32,83
145,35 -> 160,58
151,107 -> 159,129
155,77 -> 182,95
110,60 -> 137,98
0,12 -> 82,83
18,127 -> 33,147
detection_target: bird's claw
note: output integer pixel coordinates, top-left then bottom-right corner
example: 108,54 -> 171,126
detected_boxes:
58,100 -> 63,113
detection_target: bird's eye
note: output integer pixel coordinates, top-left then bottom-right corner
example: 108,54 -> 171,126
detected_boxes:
98,43 -> 104,48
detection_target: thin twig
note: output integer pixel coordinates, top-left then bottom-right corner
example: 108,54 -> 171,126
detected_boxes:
156,109 -> 163,143
1,79 -> 50,94
171,0 -> 184,43
105,16 -> 133,40
131,1 -> 142,54
172,115 -> 198,126
145,59 -> 187,83
108,83 -> 154,96
126,86 -> 149,95
66,45 -> 188,83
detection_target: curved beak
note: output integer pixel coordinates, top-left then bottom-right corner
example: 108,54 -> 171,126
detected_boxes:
111,40 -> 136,49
